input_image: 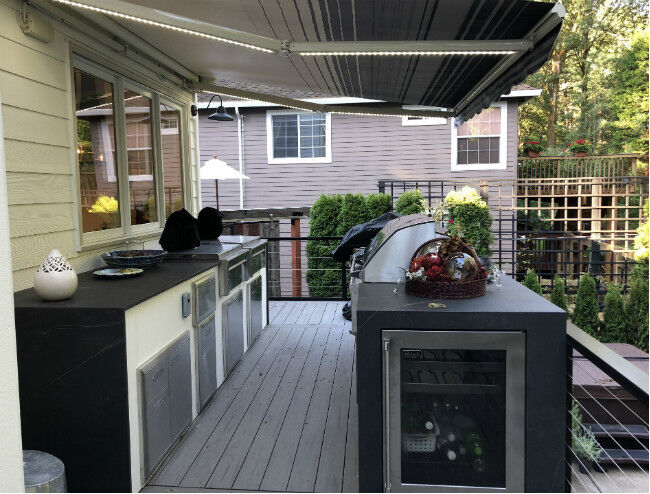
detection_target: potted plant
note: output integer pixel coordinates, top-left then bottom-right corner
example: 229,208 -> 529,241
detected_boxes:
568,139 -> 592,157
521,141 -> 544,158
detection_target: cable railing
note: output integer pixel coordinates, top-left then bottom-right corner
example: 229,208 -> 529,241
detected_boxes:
566,322 -> 649,493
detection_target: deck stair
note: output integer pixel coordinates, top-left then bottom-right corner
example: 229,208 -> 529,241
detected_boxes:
585,423 -> 649,466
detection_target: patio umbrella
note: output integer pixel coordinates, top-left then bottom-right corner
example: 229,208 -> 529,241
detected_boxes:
200,155 -> 249,209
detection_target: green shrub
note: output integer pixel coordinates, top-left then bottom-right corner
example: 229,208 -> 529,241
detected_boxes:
627,275 -> 649,352
445,187 -> 495,258
522,269 -> 542,295
306,194 -> 342,297
337,193 -> 371,235
550,275 -> 568,311
365,193 -> 393,219
573,274 -> 600,337
395,189 -> 426,215
601,284 -> 627,343
571,400 -> 602,463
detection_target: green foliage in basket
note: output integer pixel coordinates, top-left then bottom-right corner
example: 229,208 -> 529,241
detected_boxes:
306,194 -> 343,297
395,189 -> 426,215
365,193 -> 393,219
522,269 -> 542,295
550,275 -> 568,311
572,274 -> 600,337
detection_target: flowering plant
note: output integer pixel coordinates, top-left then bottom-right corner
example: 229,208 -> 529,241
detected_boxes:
407,236 -> 488,283
567,139 -> 592,154
521,141 -> 544,154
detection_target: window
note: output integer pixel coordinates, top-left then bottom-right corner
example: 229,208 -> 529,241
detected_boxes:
74,68 -> 121,233
124,90 -> 156,225
451,103 -> 507,171
266,110 -> 331,163
160,103 -> 184,218
73,58 -> 187,243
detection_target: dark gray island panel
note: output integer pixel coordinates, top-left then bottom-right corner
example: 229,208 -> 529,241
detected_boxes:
353,276 -> 567,493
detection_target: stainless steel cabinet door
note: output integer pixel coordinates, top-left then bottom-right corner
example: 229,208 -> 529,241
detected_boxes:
168,335 -> 192,441
197,315 -> 217,410
248,276 -> 264,344
223,291 -> 245,376
142,388 -> 171,478
382,330 -> 525,493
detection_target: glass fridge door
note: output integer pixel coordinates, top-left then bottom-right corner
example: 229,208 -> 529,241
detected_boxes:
383,330 -> 525,492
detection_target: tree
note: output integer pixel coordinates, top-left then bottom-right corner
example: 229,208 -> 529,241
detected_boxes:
365,193 -> 393,219
550,275 -> 568,311
395,190 -> 426,215
601,284 -> 627,343
627,276 -> 649,352
522,269 -> 542,295
306,194 -> 342,297
573,273 -> 600,336
337,193 -> 371,235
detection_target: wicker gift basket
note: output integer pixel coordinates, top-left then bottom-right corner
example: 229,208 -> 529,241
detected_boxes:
404,236 -> 487,299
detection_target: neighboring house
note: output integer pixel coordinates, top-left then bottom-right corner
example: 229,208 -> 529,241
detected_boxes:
198,85 -> 541,211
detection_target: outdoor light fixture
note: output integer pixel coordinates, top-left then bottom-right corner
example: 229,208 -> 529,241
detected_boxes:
298,50 -> 517,57
205,95 -> 234,122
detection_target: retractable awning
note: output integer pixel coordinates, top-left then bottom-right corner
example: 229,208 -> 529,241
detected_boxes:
47,0 -> 564,122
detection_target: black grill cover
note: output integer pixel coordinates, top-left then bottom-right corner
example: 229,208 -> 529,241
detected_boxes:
198,207 -> 224,240
332,212 -> 400,262
159,208 -> 200,251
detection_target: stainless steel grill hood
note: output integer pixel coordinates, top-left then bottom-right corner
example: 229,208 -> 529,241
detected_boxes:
361,214 -> 444,283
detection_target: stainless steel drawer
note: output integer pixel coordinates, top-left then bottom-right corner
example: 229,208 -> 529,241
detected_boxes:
223,291 -> 245,377
142,388 -> 171,478
168,335 -> 192,441
192,273 -> 216,326
218,249 -> 248,296
140,359 -> 168,406
248,276 -> 264,345
196,315 -> 217,410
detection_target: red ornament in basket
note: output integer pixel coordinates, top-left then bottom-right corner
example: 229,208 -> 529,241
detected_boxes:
405,236 -> 487,299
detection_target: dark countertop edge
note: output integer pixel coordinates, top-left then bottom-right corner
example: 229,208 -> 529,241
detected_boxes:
13,260 -> 219,311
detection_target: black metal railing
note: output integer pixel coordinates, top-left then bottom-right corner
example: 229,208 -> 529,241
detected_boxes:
565,322 -> 649,492
263,235 -> 348,301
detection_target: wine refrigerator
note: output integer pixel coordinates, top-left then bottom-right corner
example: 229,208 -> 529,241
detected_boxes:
382,330 -> 526,492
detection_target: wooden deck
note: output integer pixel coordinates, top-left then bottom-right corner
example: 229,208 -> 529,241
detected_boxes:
144,301 -> 357,493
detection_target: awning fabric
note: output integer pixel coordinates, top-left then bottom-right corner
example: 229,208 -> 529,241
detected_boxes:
49,0 -> 564,121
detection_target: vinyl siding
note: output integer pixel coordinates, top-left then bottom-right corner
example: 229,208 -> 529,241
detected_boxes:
0,0 -> 199,291
199,102 -> 518,211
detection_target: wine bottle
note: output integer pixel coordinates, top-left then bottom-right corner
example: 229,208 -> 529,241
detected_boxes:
439,442 -> 458,462
465,431 -> 486,457
436,415 -> 457,443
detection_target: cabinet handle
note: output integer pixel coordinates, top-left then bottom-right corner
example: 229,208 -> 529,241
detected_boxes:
383,337 -> 391,492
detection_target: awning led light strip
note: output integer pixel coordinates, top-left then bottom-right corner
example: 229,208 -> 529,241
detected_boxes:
52,0 -> 274,53
299,50 -> 516,57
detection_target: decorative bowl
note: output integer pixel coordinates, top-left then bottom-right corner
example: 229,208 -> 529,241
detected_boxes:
101,250 -> 165,269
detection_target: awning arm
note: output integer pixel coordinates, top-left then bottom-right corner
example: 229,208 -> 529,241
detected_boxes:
453,2 -> 566,116
192,82 -> 453,118
52,0 -> 282,53
289,39 -> 532,56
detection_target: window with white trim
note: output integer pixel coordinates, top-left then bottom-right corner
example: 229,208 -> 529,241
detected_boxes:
73,58 -> 187,243
451,103 -> 507,171
266,110 -> 331,163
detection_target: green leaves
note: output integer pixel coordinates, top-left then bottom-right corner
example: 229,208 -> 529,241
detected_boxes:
395,190 -> 426,215
337,194 -> 371,236
602,284 -> 627,343
551,275 -> 568,311
522,269 -> 542,295
365,193 -> 393,219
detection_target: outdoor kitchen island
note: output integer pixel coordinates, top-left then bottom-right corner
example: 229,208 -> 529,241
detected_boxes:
352,276 -> 567,493
12,238 -> 267,493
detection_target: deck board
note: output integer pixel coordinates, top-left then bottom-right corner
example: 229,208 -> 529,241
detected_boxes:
146,301 -> 354,493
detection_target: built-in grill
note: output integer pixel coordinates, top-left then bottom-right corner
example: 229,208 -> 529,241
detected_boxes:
359,214 -> 443,283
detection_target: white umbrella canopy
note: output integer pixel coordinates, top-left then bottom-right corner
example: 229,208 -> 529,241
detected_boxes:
200,155 -> 249,180
200,155 -> 249,209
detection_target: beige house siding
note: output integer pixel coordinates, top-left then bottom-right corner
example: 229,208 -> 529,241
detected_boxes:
199,102 -> 518,211
0,0 -> 200,291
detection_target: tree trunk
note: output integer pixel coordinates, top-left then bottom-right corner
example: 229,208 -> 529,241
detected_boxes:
546,51 -> 563,146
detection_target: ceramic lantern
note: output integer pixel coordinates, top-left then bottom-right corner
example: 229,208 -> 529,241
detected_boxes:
34,249 -> 78,301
